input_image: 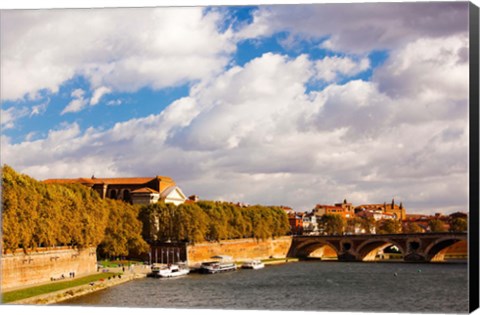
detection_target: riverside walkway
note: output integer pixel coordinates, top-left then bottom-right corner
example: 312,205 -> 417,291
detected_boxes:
4,265 -> 150,305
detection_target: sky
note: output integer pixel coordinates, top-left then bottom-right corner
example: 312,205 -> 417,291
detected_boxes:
0,1 -> 472,214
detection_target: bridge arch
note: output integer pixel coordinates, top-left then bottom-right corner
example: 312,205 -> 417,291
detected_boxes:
356,239 -> 406,261
424,236 -> 464,262
293,240 -> 340,259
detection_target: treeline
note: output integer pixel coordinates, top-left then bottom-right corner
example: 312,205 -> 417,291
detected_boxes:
1,165 -> 148,257
139,200 -> 291,243
309,214 -> 467,236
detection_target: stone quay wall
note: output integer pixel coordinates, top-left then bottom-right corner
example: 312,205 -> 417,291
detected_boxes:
186,236 -> 293,266
1,247 -> 97,291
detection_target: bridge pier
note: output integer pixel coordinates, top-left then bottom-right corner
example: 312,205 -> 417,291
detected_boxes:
337,252 -> 361,262
403,253 -> 427,262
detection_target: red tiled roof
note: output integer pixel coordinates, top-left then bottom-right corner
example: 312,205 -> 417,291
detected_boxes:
131,187 -> 159,194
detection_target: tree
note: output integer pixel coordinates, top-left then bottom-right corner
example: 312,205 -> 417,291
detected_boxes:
403,221 -> 424,233
98,200 -> 149,258
449,218 -> 467,232
428,219 -> 447,232
345,218 -> 359,234
358,216 -> 376,234
2,165 -> 148,258
377,219 -> 402,234
319,214 -> 345,235
175,203 -> 209,243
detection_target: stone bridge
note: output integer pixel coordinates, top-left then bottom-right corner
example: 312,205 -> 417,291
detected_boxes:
287,232 -> 467,262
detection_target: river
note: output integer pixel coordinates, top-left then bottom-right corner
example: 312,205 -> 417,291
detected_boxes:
58,261 -> 468,313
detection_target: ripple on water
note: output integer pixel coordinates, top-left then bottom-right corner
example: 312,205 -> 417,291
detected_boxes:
59,261 -> 469,313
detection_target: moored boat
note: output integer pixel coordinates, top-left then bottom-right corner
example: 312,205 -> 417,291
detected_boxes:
200,255 -> 237,274
150,263 -> 190,278
241,260 -> 265,270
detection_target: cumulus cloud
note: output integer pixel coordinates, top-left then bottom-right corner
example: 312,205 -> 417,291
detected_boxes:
237,2 -> 468,53
1,7 -> 235,101
0,3 -> 470,214
373,35 -> 469,100
2,47 -> 469,213
314,56 -> 370,82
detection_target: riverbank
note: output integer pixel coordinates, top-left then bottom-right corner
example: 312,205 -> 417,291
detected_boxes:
8,258 -> 297,305
52,260 -> 469,313
7,266 -> 148,305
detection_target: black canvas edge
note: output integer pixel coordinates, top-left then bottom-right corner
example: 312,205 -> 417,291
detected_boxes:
470,1 -> 480,314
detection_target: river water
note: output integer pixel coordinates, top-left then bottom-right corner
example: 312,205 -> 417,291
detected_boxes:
58,261 -> 468,313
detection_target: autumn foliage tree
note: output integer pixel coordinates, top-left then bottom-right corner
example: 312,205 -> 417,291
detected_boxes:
318,214 -> 345,235
428,219 -> 447,232
448,217 -> 467,232
1,165 -> 148,257
97,199 -> 149,258
139,200 -> 290,243
402,221 -> 424,233
377,219 -> 402,234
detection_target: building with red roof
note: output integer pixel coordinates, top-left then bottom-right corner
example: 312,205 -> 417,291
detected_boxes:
44,175 -> 187,205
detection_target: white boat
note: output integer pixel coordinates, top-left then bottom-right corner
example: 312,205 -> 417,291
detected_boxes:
150,263 -> 190,278
200,255 -> 237,274
241,260 -> 265,270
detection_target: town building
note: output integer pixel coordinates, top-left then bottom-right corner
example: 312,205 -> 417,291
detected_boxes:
287,212 -> 304,235
302,212 -> 320,235
312,199 -> 355,219
43,176 -> 187,205
354,199 -> 406,220
356,209 -> 396,221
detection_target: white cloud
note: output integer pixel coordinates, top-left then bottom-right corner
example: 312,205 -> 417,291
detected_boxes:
1,7 -> 235,101
2,49 -> 469,213
0,4 -> 470,214
237,2 -> 468,54
107,99 -> 122,106
314,56 -> 370,82
90,86 -> 111,106
61,89 -> 87,114
1,106 -> 29,129
30,100 -> 49,116
373,35 -> 469,100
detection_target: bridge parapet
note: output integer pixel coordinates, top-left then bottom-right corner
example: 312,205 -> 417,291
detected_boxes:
288,233 -> 467,262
